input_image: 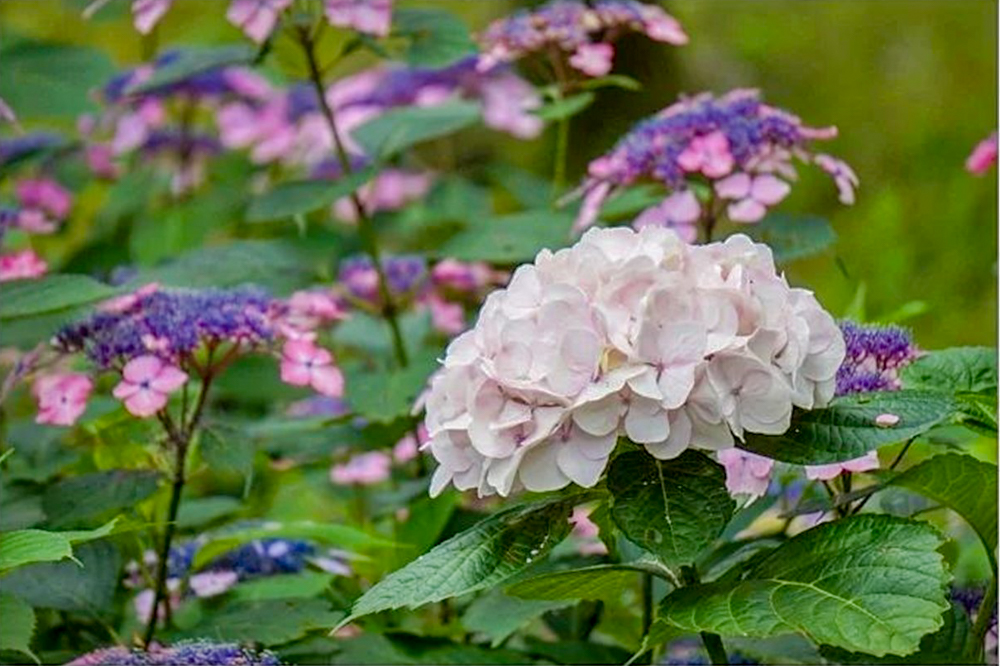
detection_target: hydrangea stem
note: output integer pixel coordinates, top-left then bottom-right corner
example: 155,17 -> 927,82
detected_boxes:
972,576 -> 997,658
680,565 -> 729,665
297,26 -> 409,369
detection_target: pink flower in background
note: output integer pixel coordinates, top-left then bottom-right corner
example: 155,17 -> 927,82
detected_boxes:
425,293 -> 466,335
632,189 -> 700,241
804,450 -> 880,481
132,0 -> 174,34
569,43 -> 614,77
188,570 -> 238,597
333,170 -> 433,222
324,0 -> 394,37
0,96 -> 16,124
99,282 -> 160,314
718,448 -> 774,500
16,178 -> 72,225
814,154 -> 859,204
966,132 -> 998,175
280,340 -> 344,397
677,131 -> 734,178
0,250 -> 48,282
714,172 -> 791,223
33,373 -> 94,426
85,144 -> 120,179
112,355 -> 188,417
330,451 -> 392,485
570,506 -> 607,556
431,259 -> 495,292
479,72 -> 544,140
393,426 -> 427,463
226,0 -> 293,43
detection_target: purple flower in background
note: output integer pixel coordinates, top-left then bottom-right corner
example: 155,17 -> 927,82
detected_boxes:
953,585 -> 999,660
835,320 -> 919,397
574,89 -> 855,234
339,254 -> 427,305
67,640 -> 280,665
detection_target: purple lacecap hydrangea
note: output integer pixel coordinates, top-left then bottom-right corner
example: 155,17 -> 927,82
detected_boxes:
339,56 -> 486,110
141,130 -> 223,157
835,320 -> 919,397
339,254 -> 427,303
102,52 -> 268,105
54,286 -> 276,369
66,640 -> 280,666
0,131 -> 64,165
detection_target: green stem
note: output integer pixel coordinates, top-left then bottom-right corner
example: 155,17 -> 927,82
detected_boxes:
297,26 -> 408,369
972,577 -> 997,660
680,566 -> 729,665
850,438 -> 914,516
553,115 -> 570,199
641,572 -> 653,637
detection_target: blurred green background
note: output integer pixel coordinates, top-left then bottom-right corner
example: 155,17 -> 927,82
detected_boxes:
1,0 -> 996,349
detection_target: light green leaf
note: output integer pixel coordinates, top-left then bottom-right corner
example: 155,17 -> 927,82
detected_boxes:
580,74 -> 642,91
0,530 -> 72,573
462,590 -> 572,647
900,347 -> 998,394
608,449 -> 734,568
432,209 -> 575,264
534,92 -> 595,122
43,470 -> 160,528
739,390 -> 957,465
507,564 -> 640,602
885,452 -> 997,572
660,515 -> 949,657
339,495 -> 579,626
126,45 -> 255,95
0,39 -> 115,117
0,541 -> 121,612
353,101 -> 481,159
745,214 -> 837,263
60,517 -> 121,545
230,572 -> 334,602
0,275 -> 119,321
393,8 -> 476,67
0,593 -> 37,662
246,168 -> 375,223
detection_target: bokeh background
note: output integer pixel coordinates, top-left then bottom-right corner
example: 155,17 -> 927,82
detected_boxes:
1,0 -> 996,348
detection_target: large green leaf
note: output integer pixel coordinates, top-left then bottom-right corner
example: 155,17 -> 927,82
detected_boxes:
331,633 -> 532,665
885,453 -> 997,572
0,530 -> 72,573
462,590 -> 572,647
0,39 -> 115,117
339,495 -> 579,625
42,470 -> 160,528
432,209 -> 575,264
0,541 -> 122,612
246,168 -> 375,223
230,572 -> 335,602
507,564 -> 641,602
535,92 -> 595,122
0,593 -> 36,661
393,8 -> 476,67
660,515 -> 949,657
0,275 -> 119,321
343,351 -> 439,424
127,45 -> 255,95
745,214 -> 837,263
739,390 -> 957,465
174,598 -> 342,646
900,347 -> 997,394
353,101 -> 481,159
607,449 -> 734,568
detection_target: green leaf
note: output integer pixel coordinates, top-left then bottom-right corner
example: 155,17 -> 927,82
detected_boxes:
0,275 -> 119,321
394,492 -> 460,567
507,564 -> 641,602
339,495 -> 579,626
597,185 -> 666,220
230,572 -> 334,602
200,428 -> 255,483
60,517 -> 121,545
534,92 -> 596,121
174,598 -> 342,646
745,214 -> 837,263
0,541 -> 121,612
343,351 -> 439,423
900,347 -> 998,394
353,101 -> 481,159
659,514 -> 949,657
884,453 -> 997,572
0,593 -> 37,662
0,39 -> 115,117
433,209 -> 575,264
818,602 -> 978,664
0,530 -> 72,573
739,390 -> 957,465
462,590 -> 572,647
579,74 -> 642,91
393,8 -> 476,67
332,633 -> 532,665
246,168 -> 376,223
176,496 -> 243,529
42,470 -> 160,528
607,449 -> 734,568
126,45 -> 255,95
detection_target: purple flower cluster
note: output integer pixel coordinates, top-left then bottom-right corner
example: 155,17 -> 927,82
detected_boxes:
54,285 -> 275,369
0,131 -> 64,166
478,0 -> 687,77
835,320 -> 919,396
339,254 -> 427,304
66,640 -> 280,666
575,89 -> 856,236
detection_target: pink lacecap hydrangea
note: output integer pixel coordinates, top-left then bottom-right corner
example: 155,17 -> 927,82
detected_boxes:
804,450 -> 880,481
33,373 -> 94,426
0,250 -> 48,282
280,340 -> 345,397
717,448 -> 774,500
330,451 -> 392,485
112,355 -> 189,418
966,132 -> 998,175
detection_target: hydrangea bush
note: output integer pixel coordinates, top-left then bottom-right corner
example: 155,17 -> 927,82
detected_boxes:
0,1 -> 995,665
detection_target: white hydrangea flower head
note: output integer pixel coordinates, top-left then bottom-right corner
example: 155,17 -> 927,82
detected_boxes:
422,227 -> 845,497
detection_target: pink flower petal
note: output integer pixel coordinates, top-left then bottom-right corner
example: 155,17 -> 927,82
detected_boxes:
124,388 -> 168,417
311,364 -> 345,397
727,198 -> 767,223
123,355 -> 164,384
149,365 -> 188,393
750,174 -> 791,205
714,173 -> 752,200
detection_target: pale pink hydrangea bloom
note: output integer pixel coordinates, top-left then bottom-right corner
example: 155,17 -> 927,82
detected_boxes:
330,451 -> 392,485
717,448 -> 774,500
804,450 -> 880,481
422,227 -> 845,497
324,0 -> 393,37
226,0 -> 293,43
33,373 -> 94,426
0,250 -> 48,282
112,355 -> 189,417
280,340 -> 345,397
966,132 -> 998,175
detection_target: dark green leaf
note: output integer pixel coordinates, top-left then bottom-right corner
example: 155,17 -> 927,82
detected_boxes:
0,593 -> 36,661
901,347 -> 997,394
535,93 -> 595,122
659,514 -> 949,656
200,428 -> 255,483
462,590 -> 572,647
507,564 -> 641,602
579,74 -> 642,91
353,101 -> 481,159
42,470 -> 160,528
745,214 -> 837,263
343,350 -> 439,424
739,390 -> 957,465
0,541 -> 121,612
174,598 -> 342,646
433,209 -> 575,264
0,40 -> 115,117
126,45 -> 255,95
0,531 -> 72,573
333,633 -> 532,665
246,168 -> 375,222
597,185 -> 665,220
176,496 -> 243,529
230,572 -> 334,602
0,275 -> 119,321
339,495 -> 579,625
393,8 -> 476,67
607,450 -> 734,568
394,492 -> 460,567
524,637 -> 634,665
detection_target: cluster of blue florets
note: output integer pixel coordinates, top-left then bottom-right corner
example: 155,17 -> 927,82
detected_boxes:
835,320 -> 918,396
339,254 -> 428,303
67,640 -> 280,666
